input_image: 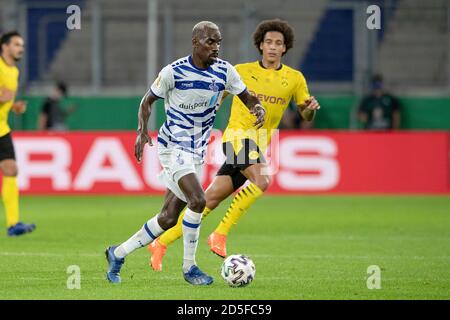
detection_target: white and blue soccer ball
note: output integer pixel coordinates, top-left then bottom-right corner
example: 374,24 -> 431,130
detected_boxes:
221,254 -> 256,287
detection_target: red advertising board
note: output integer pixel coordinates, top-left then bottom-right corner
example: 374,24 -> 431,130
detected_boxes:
8,131 -> 449,194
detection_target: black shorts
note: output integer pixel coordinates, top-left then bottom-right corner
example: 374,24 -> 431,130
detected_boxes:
0,133 -> 16,161
216,139 -> 265,191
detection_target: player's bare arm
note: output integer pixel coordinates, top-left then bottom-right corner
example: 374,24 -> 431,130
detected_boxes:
12,100 -> 27,114
135,91 -> 158,163
299,96 -> 320,121
237,90 -> 265,128
0,87 -> 15,103
219,91 -> 229,105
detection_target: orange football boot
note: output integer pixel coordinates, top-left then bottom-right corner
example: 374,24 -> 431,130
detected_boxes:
207,232 -> 227,258
147,239 -> 167,271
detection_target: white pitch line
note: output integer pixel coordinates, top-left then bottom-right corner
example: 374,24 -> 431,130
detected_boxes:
1,251 -> 449,261
249,254 -> 450,260
9,275 -> 180,282
0,251 -> 99,258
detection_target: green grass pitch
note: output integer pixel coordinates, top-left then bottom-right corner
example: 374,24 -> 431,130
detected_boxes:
0,195 -> 449,300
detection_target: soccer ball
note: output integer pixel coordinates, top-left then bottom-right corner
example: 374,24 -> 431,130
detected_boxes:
221,254 -> 256,287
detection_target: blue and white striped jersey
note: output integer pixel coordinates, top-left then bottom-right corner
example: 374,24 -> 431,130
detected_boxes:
150,55 -> 246,162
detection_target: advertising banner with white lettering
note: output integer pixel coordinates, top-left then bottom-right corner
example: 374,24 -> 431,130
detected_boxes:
8,131 -> 449,194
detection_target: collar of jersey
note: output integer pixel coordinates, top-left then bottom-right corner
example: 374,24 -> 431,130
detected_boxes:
188,55 -> 210,71
258,60 -> 283,71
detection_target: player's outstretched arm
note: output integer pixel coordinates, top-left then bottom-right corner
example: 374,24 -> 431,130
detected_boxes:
0,87 -> 15,103
237,90 -> 265,129
299,96 -> 320,121
135,91 -> 158,163
12,100 -> 27,114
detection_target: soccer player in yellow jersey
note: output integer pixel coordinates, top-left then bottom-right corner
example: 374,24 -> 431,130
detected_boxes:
0,31 -> 36,236
148,19 -> 320,270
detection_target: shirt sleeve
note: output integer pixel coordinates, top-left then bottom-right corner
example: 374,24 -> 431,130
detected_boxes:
150,65 -> 174,99
293,72 -> 310,106
225,63 -> 246,96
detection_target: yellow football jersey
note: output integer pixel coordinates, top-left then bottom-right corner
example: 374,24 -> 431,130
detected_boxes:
223,61 -> 310,152
0,57 -> 19,137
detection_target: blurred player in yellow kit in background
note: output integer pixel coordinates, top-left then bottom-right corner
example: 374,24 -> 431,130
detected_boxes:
0,31 -> 36,236
148,19 -> 320,270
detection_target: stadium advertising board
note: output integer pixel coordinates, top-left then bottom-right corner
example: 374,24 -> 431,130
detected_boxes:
9,131 -> 449,194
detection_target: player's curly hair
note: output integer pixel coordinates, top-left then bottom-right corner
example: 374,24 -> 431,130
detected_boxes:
253,19 -> 294,56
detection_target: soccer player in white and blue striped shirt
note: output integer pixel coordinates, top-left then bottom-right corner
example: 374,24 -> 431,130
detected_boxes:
106,21 -> 265,285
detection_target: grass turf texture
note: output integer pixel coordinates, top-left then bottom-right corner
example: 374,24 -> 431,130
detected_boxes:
0,195 -> 449,300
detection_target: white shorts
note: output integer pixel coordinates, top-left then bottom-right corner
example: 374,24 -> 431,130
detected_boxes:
157,145 -> 203,202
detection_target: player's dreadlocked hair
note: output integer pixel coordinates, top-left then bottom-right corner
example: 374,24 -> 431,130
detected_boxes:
253,19 -> 294,56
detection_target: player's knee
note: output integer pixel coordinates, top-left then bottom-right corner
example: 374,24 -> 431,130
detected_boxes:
206,198 -> 220,210
157,211 -> 178,229
187,193 -> 206,213
205,190 -> 222,210
164,216 -> 179,229
254,175 -> 271,192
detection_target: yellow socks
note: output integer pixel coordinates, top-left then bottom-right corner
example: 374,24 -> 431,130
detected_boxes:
157,182 -> 263,246
215,183 -> 263,236
2,176 -> 19,227
158,206 -> 212,246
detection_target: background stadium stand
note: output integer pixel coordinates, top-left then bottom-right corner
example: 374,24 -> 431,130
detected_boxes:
379,0 -> 449,89
2,0 -> 449,130
48,0 -> 328,89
